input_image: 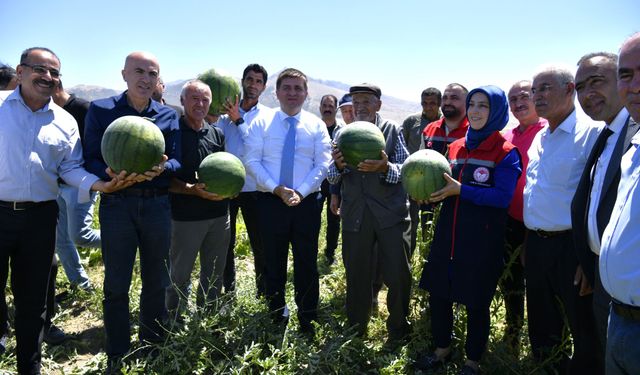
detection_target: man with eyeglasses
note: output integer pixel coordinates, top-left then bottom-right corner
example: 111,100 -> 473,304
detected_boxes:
0,47 -> 131,375
83,51 -> 181,371
523,66 -> 603,374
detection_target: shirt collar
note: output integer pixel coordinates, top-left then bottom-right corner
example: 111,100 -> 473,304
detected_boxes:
116,90 -> 159,115
608,107 -> 630,134
550,109 -> 577,135
10,86 -> 52,113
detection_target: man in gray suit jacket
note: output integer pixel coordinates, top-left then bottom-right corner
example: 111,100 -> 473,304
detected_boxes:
571,51 -> 639,360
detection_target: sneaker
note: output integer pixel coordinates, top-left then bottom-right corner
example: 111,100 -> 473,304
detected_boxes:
0,333 -> 7,355
282,305 -> 290,318
43,324 -> 68,345
413,351 -> 452,371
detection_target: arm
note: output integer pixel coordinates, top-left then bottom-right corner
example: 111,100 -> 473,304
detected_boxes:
82,104 -> 110,181
161,111 -> 181,174
244,118 -> 279,193
296,122 -> 332,198
169,177 -> 225,201
356,128 -> 408,184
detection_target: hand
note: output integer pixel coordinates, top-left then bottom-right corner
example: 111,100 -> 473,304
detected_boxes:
574,265 -> 593,296
357,150 -> 389,173
332,146 -> 346,171
223,95 -> 241,122
141,155 -> 169,180
429,173 -> 461,203
189,183 -> 226,201
93,170 -> 136,193
330,193 -> 341,216
273,185 -> 301,206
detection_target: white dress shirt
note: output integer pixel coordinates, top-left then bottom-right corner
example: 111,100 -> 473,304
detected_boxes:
587,108 -> 629,254
523,109 -> 602,231
216,102 -> 273,192
0,89 -> 98,203
600,130 -> 640,306
244,109 -> 332,198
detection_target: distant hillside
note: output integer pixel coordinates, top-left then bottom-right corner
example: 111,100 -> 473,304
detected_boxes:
69,74 -> 420,124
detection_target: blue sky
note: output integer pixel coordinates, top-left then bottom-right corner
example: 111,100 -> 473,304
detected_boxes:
2,0 -> 638,101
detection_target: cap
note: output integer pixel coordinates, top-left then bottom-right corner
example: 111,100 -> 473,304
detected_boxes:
349,83 -> 381,99
338,94 -> 352,108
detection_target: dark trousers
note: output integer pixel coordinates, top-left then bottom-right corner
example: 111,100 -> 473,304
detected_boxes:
342,207 -> 411,337
317,191 -> 340,259
430,295 -> 490,361
256,193 -> 321,325
100,194 -> 171,358
409,200 -> 431,255
499,216 -> 526,338
223,192 -> 265,295
525,230 -> 603,374
592,258 -> 611,356
0,201 -> 58,374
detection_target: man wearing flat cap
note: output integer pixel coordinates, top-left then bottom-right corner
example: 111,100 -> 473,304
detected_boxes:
328,83 -> 411,344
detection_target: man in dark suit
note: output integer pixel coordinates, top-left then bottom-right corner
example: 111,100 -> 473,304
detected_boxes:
571,51 -> 638,363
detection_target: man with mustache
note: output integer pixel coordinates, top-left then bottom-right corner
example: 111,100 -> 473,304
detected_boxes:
523,66 -> 602,374
572,51 -> 637,363
500,80 -> 546,353
83,51 -> 181,371
421,83 -> 469,154
402,87 -> 443,253
0,47 -> 131,374
218,64 -> 272,297
318,94 -> 342,264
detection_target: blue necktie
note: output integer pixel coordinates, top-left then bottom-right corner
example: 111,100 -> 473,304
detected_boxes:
280,116 -> 297,188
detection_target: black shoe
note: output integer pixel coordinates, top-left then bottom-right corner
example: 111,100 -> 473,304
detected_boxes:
414,351 -> 452,371
458,364 -> 479,375
299,321 -> 316,337
0,333 -> 7,355
43,324 -> 68,345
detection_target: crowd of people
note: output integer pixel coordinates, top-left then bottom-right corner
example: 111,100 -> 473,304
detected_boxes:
0,32 -> 639,375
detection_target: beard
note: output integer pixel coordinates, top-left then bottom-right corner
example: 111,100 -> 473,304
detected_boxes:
442,105 -> 460,119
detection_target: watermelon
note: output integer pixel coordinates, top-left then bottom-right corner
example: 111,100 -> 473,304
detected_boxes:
401,149 -> 452,201
101,115 -> 165,174
336,121 -> 386,168
197,68 -> 241,115
198,152 -> 246,198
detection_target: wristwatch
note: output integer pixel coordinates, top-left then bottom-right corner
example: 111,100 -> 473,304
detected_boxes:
234,118 -> 245,126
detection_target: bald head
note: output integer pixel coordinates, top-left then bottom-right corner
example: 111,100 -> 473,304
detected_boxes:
121,51 -> 160,107
618,32 -> 640,121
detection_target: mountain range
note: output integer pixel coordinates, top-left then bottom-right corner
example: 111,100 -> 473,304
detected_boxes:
69,73 -> 421,124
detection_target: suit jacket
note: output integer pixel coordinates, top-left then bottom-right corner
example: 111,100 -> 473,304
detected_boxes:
571,115 -> 638,283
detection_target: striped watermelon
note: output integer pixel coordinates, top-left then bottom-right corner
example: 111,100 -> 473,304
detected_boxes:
101,116 -> 165,174
401,149 -> 451,201
198,152 -> 246,198
197,69 -> 241,115
336,121 -> 386,168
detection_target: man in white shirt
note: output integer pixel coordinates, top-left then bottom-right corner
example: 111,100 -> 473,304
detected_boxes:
523,66 -> 602,374
244,68 -> 331,335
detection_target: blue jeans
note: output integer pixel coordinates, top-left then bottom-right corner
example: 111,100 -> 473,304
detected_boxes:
55,184 -> 100,287
99,193 -> 171,357
606,304 -> 640,375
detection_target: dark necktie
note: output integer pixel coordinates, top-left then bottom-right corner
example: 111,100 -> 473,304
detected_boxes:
588,128 -> 614,185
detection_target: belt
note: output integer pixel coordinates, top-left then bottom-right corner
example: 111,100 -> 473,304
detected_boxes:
534,229 -> 571,239
0,200 -> 51,211
111,188 -> 169,198
612,300 -> 640,321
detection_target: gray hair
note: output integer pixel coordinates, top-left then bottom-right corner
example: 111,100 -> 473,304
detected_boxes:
180,79 -> 211,99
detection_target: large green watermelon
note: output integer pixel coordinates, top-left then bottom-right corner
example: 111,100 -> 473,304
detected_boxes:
197,68 -> 241,115
198,152 -> 246,198
101,116 -> 165,174
401,149 -> 452,201
336,121 -> 386,168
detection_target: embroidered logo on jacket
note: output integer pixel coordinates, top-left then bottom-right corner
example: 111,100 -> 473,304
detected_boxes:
473,167 -> 490,183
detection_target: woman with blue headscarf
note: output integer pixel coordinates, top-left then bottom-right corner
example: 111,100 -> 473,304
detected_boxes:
414,86 -> 522,375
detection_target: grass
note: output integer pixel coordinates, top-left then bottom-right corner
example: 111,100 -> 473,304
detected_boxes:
0,206 -> 563,374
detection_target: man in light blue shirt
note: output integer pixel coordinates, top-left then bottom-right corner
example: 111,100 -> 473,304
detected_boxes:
216,64 -> 273,297
0,47 -> 130,375
599,31 -> 640,375
244,68 -> 331,335
523,66 -> 602,373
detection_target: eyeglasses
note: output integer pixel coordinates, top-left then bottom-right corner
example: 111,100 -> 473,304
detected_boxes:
21,63 -> 61,79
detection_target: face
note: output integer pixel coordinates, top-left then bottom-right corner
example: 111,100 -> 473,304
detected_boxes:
618,37 -> 640,121
276,77 -> 307,115
531,72 -> 572,121
320,96 -> 337,122
17,49 -> 61,103
181,84 -> 212,123
352,93 -> 381,122
151,79 -> 165,102
242,70 -> 266,101
340,105 -> 355,124
441,86 -> 466,120
421,94 -> 440,119
508,83 -> 538,125
121,53 -> 160,103
576,57 -> 621,123
467,92 -> 490,130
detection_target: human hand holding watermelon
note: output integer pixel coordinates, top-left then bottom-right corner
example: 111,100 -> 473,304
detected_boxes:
357,150 -> 389,173
428,173 -> 461,203
187,182 -> 228,201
